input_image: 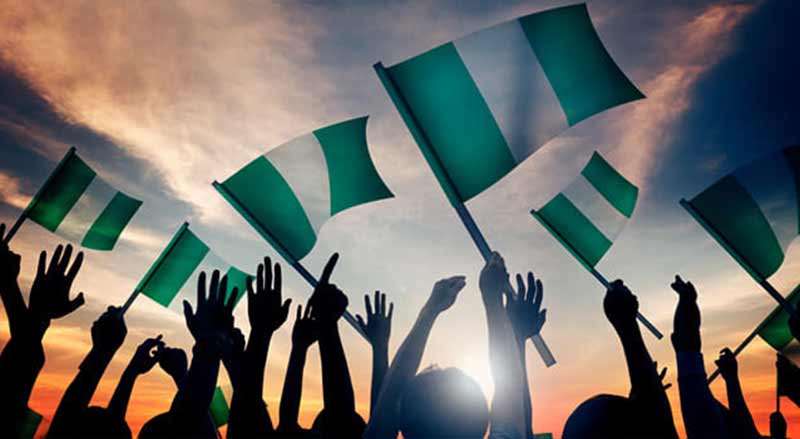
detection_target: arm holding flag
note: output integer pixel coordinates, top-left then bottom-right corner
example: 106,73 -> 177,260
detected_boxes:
715,348 -> 760,438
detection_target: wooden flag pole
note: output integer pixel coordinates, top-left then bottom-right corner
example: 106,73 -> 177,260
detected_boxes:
213,181 -> 366,339
3,147 -> 77,245
680,199 -> 800,321
531,209 -> 664,339
374,62 -> 556,367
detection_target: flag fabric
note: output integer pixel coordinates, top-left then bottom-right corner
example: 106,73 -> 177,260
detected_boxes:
532,152 -> 637,269
379,3 -> 643,203
683,145 -> 800,280
25,148 -> 142,250
209,386 -> 230,427
758,285 -> 800,358
137,223 -> 249,311
19,408 -> 43,439
215,117 -> 393,261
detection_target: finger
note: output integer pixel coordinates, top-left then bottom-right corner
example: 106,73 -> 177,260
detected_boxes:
218,275 -> 229,307
380,292 -> 386,316
659,367 -> 667,379
356,314 -> 367,332
533,279 -> 543,310
226,287 -> 238,315
387,302 -> 394,320
37,251 -> 46,278
274,262 -> 282,294
210,270 -> 221,304
281,299 -> 292,322
264,257 -> 272,292
364,294 -> 373,317
197,271 -> 207,307
65,292 -> 85,314
663,383 -> 672,391
183,300 -> 195,327
528,272 -> 536,303
59,244 -> 73,272
65,251 -> 84,285
257,261 -> 264,295
49,244 -> 63,274
375,290 -> 381,316
0,223 -> 5,241
304,303 -> 313,319
540,308 -> 547,325
246,276 -> 255,305
515,274 -> 525,299
319,253 -> 339,285
296,304 -> 302,322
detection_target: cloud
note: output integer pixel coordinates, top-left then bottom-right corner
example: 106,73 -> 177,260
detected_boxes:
0,171 -> 30,209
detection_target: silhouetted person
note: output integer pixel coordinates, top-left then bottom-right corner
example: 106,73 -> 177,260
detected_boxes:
504,269 -> 547,438
563,280 -> 678,439
355,290 -> 393,414
107,336 -> 165,427
364,273 -> 488,438
277,303 -> 318,436
307,254 -> 365,438
716,347 -> 760,438
228,257 -> 290,438
46,305 -> 128,438
0,231 -> 86,437
670,276 -> 727,439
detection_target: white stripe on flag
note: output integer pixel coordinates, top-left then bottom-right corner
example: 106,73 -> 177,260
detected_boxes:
454,19 -> 567,163
266,133 -> 332,234
563,174 -> 628,242
55,176 -> 117,243
735,152 -> 798,252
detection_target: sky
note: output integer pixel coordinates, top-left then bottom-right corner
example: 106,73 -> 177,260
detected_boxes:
0,0 -> 799,437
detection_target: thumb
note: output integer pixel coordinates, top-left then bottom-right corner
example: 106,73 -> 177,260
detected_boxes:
65,292 -> 85,314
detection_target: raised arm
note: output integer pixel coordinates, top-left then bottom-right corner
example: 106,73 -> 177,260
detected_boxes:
108,335 -> 164,420
670,276 -> 725,439
228,258 -> 290,438
715,347 -> 759,438
364,275 -> 465,438
158,346 -> 188,388
505,272 -> 547,438
278,304 -> 318,433
355,290 -> 393,414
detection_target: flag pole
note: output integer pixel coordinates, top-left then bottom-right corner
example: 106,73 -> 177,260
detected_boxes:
4,147 -> 77,244
121,222 -> 190,314
374,62 -> 556,366
213,181 -> 366,339
680,199 -> 799,321
531,209 -> 664,339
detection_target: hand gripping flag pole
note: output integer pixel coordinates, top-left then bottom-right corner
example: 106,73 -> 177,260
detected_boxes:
374,62 -> 556,367
213,181 -> 367,339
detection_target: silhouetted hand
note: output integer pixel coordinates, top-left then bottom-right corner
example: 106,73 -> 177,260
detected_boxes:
655,362 -> 672,391
292,304 -> 318,350
223,327 -> 246,364
183,270 -> 237,343
129,335 -> 165,375
159,346 -> 188,383
29,244 -> 85,321
603,280 -> 639,331
91,306 -> 127,354
425,276 -> 466,314
506,271 -> 546,341
356,291 -> 393,349
0,224 -> 21,289
671,275 -> 701,352
246,257 -> 291,336
789,303 -> 800,343
770,411 -> 787,439
309,254 -> 348,325
479,252 -> 509,307
715,348 -> 738,381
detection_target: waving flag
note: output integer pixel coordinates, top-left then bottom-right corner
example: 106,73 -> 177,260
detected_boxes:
532,152 -> 637,269
210,386 -> 230,427
758,285 -> 800,359
375,3 -> 643,204
214,117 -> 393,261
134,223 -> 249,311
682,145 -> 800,281
23,147 -> 141,250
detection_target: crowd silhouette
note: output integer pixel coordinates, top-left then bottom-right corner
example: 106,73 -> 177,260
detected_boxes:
0,223 -> 798,438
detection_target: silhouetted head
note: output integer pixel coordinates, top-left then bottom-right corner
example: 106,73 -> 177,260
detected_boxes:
563,394 -> 642,439
139,411 -> 217,439
71,406 -> 132,438
398,367 -> 489,439
311,409 -> 365,438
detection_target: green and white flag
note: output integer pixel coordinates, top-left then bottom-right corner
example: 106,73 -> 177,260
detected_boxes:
378,3 -> 643,204
136,223 -> 249,312
209,386 -> 230,427
215,117 -> 393,261
683,145 -> 800,281
24,148 -> 142,250
758,285 -> 800,360
532,152 -> 637,269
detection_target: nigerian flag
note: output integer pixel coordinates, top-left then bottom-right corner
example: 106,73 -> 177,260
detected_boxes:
682,145 -> 800,281
24,147 -> 141,250
532,152 -> 637,269
210,386 -> 230,427
137,223 -> 249,311
376,3 -> 643,204
758,285 -> 800,360
215,117 -> 393,261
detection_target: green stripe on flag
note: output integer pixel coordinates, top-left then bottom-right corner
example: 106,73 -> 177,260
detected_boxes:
537,193 -> 612,268
389,43 -> 516,201
19,408 -> 43,439
141,228 -> 209,307
690,175 -> 784,279
210,386 -> 230,427
581,152 -> 637,217
758,285 -> 800,351
783,145 -> 800,233
222,156 -> 316,260
224,266 -> 249,307
313,117 -> 393,216
81,192 -> 142,250
518,4 -> 644,126
28,154 -> 96,231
